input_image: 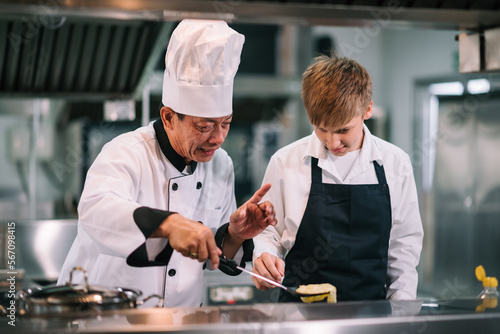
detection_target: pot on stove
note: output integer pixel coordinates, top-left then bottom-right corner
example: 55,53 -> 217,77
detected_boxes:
0,267 -> 163,318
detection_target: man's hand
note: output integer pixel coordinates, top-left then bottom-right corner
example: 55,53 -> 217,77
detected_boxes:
228,183 -> 277,241
252,252 -> 285,290
151,213 -> 222,268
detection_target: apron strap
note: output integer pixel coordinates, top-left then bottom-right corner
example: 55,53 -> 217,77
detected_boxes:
373,161 -> 387,185
310,157 -> 322,183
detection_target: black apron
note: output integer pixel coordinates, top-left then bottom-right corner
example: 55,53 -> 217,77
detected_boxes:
279,157 -> 391,302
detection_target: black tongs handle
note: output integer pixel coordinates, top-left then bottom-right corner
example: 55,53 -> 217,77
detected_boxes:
205,256 -> 241,275
218,256 -> 238,270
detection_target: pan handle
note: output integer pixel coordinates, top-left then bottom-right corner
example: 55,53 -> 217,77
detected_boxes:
67,266 -> 90,293
136,294 -> 164,308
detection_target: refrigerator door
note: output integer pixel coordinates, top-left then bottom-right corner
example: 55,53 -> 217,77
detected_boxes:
415,77 -> 500,298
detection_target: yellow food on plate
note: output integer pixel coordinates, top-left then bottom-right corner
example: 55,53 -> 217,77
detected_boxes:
296,283 -> 337,303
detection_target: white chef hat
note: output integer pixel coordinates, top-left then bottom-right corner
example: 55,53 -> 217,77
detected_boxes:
162,19 -> 245,118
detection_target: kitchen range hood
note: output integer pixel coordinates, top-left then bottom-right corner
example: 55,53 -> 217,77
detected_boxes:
1,0 -> 499,98
0,15 -> 171,99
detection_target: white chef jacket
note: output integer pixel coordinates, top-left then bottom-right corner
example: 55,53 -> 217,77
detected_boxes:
57,120 -> 246,307
253,125 -> 423,300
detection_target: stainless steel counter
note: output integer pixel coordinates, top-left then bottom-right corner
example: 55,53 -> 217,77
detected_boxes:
2,298 -> 500,334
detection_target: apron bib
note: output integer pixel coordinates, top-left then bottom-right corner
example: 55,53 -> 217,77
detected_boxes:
279,157 -> 391,302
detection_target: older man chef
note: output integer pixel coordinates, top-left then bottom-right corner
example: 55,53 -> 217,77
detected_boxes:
57,19 -> 276,307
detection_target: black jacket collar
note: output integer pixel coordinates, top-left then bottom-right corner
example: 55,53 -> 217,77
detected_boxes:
153,119 -> 197,173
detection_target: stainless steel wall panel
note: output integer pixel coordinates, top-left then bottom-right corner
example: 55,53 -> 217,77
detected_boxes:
0,219 -> 77,280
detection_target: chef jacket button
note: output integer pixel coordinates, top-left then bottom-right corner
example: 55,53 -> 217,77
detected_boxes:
172,183 -> 178,191
168,269 -> 176,277
196,182 -> 202,189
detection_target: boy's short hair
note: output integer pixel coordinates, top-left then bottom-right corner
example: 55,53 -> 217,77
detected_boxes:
302,52 -> 372,129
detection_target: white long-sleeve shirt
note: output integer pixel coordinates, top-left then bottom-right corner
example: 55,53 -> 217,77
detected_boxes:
254,125 -> 423,300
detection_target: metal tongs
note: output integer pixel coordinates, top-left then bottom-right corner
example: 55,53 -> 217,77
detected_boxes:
215,256 -> 329,298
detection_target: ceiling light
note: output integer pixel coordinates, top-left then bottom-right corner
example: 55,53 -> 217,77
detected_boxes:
428,82 -> 464,96
467,78 -> 490,94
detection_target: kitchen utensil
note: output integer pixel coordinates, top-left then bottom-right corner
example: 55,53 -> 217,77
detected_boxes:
216,257 -> 330,298
0,267 -> 163,317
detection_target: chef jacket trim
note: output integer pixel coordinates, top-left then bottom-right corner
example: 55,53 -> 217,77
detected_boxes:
153,119 -> 198,173
127,206 -> 176,267
213,223 -> 254,276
